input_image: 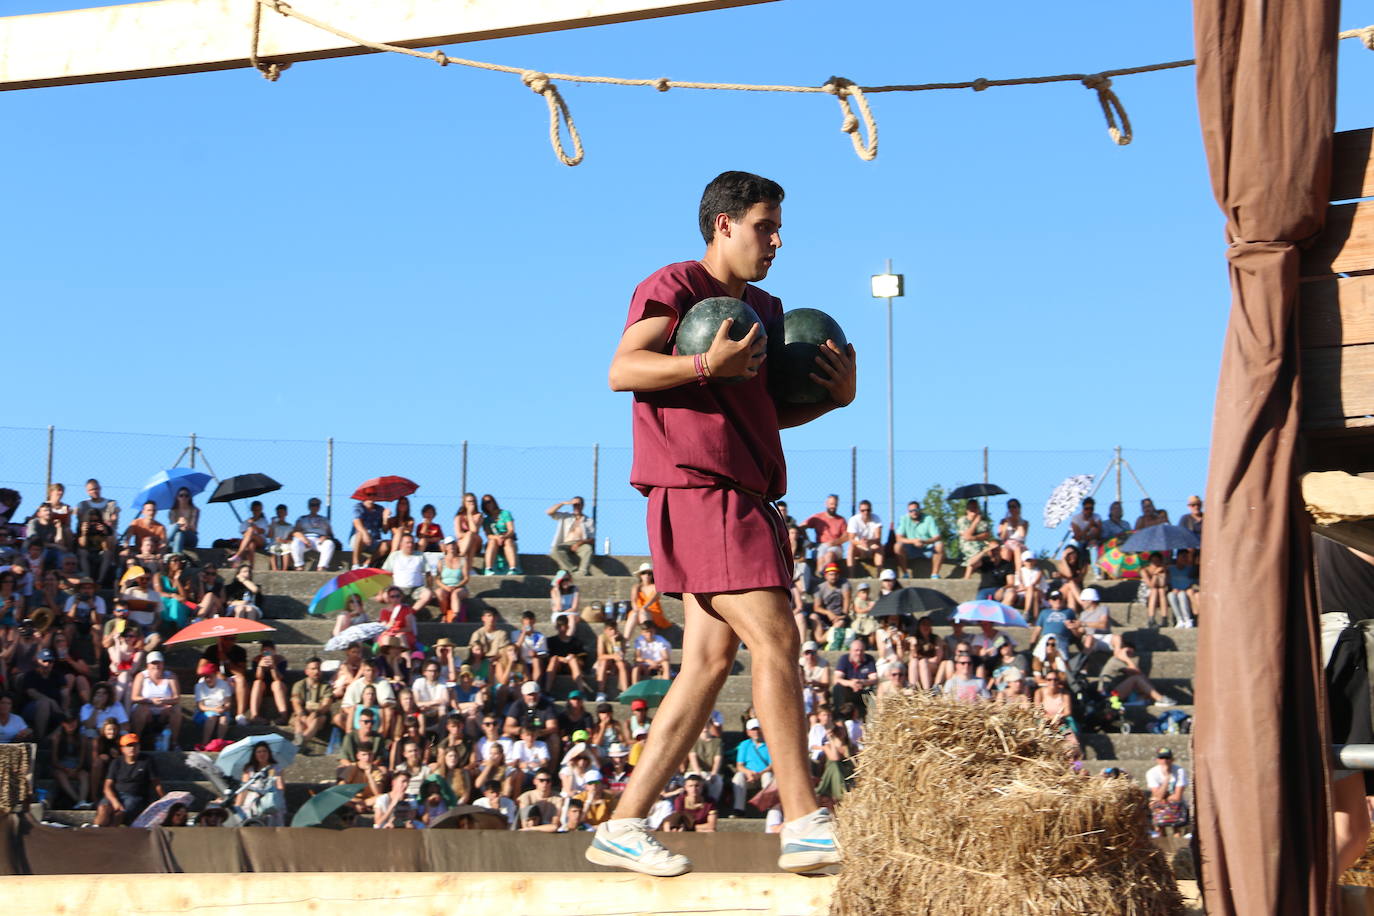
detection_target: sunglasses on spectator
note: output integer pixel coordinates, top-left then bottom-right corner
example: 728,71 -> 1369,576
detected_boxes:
483,720 -> 497,726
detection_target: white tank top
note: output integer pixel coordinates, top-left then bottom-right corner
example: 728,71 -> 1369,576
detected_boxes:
140,675 -> 176,701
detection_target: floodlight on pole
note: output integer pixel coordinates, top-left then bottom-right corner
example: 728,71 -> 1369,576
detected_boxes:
870,260 -> 904,541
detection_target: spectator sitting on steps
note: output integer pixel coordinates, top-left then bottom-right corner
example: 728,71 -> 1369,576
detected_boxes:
547,497 -> 595,578
291,498 -> 337,572
802,495 -> 850,569
845,500 -> 884,574
893,500 -> 944,579
1098,640 -> 1176,707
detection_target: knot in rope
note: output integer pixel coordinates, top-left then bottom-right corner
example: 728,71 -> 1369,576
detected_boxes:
521,70 -> 551,95
1082,73 -> 1132,146
971,77 -> 990,92
518,71 -> 584,167
654,77 -> 671,92
248,0 -> 289,82
822,76 -> 878,161
1359,26 -> 1374,50
434,50 -> 449,67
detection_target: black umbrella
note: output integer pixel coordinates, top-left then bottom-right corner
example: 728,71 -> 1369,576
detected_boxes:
948,483 -> 1008,501
870,586 -> 957,618
208,474 -> 282,503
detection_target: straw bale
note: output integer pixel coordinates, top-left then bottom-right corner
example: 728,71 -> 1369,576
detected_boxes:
1342,834 -> 1374,887
830,693 -> 1183,915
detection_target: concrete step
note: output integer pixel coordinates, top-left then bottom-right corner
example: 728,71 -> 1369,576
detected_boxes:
1081,732 -> 1192,761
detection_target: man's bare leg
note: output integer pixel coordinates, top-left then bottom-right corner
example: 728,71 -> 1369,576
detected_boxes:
612,594 -> 740,818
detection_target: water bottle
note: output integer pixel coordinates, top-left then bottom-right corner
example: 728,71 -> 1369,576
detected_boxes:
155,727 -> 171,752
603,536 -> 611,556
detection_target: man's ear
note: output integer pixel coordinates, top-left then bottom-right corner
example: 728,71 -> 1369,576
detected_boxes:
714,212 -> 732,239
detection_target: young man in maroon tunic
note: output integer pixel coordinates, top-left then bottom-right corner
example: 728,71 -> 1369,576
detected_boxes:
587,171 -> 856,876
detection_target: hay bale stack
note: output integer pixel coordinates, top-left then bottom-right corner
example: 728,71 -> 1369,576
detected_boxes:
830,693 -> 1183,915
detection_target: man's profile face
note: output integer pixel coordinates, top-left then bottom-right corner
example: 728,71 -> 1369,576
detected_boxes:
716,200 -> 782,282
305,661 -> 320,679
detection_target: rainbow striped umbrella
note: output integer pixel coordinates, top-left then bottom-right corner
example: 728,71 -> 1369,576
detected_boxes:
307,568 -> 391,616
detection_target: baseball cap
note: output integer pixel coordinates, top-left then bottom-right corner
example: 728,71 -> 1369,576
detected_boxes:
553,570 -> 569,583
198,661 -> 218,677
857,582 -> 870,591
119,733 -> 140,747
802,640 -> 820,652
631,723 -> 649,737
1022,552 -> 1038,562
146,651 -> 165,663
630,698 -> 648,710
568,689 -> 583,699
435,637 -> 455,648
879,569 -> 897,581
584,769 -> 604,783
441,536 -> 456,545
1080,587 -> 1101,603
570,729 -> 590,743
1155,747 -> 1174,759
1048,590 -> 1063,600
709,710 -> 724,728
745,717 -> 761,730
823,562 -> 840,573
520,681 -> 540,696
608,743 -> 629,757
36,649 -> 54,662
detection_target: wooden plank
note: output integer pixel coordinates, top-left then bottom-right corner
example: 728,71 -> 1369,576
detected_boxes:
1300,275 -> 1374,348
1303,201 -> 1374,277
1332,128 -> 1374,202
0,872 -> 836,916
1302,342 -> 1374,427
0,0 -> 777,91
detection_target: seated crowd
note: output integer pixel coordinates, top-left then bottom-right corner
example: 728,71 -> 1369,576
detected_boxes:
0,481 -> 1197,833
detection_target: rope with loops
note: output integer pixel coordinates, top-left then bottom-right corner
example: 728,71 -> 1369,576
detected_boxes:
247,0 -> 287,81
823,77 -> 878,161
244,0 -> 1374,166
521,70 -> 584,166
1081,74 -> 1131,146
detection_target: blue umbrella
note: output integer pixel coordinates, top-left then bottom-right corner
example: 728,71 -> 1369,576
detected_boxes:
215,733 -> 297,778
954,599 -> 1030,628
1120,524 -> 1200,555
130,468 -> 213,512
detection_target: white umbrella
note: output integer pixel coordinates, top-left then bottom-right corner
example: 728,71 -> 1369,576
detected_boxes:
1043,475 -> 1095,528
324,621 -> 387,651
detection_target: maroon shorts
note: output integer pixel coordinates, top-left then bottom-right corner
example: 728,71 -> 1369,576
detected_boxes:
645,486 -> 792,598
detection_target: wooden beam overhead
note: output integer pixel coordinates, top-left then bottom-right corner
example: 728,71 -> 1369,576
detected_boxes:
0,0 -> 777,91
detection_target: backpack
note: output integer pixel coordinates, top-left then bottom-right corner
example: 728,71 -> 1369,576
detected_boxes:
1148,710 -> 1192,734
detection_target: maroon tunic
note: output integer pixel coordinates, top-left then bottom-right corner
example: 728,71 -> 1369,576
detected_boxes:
624,261 -> 792,598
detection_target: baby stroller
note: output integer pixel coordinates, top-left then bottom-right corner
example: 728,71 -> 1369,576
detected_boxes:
185,751 -> 284,826
1074,681 -> 1130,734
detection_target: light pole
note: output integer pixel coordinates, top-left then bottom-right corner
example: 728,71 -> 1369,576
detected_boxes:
870,260 -> 904,541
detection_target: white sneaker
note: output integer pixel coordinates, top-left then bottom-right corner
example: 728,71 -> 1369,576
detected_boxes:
778,807 -> 842,873
585,818 -> 692,877
1155,696 -> 1178,707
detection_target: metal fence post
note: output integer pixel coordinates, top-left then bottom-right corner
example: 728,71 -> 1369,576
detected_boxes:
1115,445 -> 1123,507
460,440 -> 468,498
325,438 -> 334,521
591,442 -> 600,530
44,426 -> 54,492
850,446 -> 857,515
189,432 -> 197,468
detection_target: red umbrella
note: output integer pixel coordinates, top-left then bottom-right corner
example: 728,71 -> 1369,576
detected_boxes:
351,476 -> 419,502
164,617 -> 276,647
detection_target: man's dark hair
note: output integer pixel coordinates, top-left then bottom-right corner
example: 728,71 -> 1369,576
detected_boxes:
483,780 -> 503,795
698,171 -> 784,243
305,656 -> 321,667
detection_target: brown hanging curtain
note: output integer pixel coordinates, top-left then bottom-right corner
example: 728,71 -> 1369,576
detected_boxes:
1191,0 -> 1340,913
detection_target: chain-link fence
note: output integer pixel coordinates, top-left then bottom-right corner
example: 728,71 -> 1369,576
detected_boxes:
0,426 -> 1208,557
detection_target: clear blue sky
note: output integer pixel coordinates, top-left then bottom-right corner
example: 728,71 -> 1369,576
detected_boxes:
3,0 -> 1371,551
